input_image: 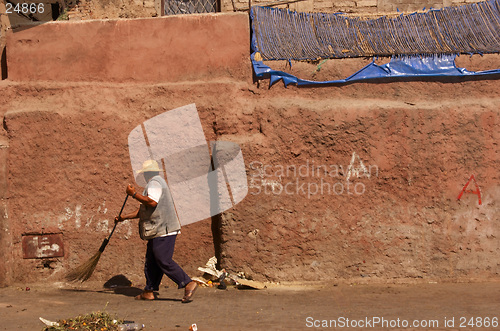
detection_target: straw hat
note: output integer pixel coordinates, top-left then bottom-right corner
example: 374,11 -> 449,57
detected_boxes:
137,159 -> 161,174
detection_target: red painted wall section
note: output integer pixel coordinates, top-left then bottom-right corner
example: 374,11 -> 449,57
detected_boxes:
6,13 -> 250,82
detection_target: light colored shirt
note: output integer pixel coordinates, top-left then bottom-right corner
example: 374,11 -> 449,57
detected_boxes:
146,181 -> 162,203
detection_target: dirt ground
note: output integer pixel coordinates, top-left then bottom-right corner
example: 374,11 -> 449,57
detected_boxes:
0,280 -> 499,330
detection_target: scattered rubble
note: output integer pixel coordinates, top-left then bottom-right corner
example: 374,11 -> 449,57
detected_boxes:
196,257 -> 267,290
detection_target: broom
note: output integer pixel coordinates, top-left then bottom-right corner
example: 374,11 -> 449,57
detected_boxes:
65,195 -> 129,282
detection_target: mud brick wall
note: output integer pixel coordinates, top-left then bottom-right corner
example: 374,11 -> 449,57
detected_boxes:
0,135 -> 8,287
1,12 -> 499,286
1,12 -> 250,285
0,104 -> 222,284
218,96 -> 499,283
65,0 -> 93,20
223,0 -> 484,13
5,12 -> 250,82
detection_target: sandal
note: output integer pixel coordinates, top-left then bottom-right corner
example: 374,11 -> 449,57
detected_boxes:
182,281 -> 198,303
135,291 -> 155,300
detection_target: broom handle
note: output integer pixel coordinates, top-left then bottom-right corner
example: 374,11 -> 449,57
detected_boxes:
98,194 -> 129,252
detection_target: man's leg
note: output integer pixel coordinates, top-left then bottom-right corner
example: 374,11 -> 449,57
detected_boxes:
151,235 -> 198,302
138,239 -> 163,300
151,235 -> 192,288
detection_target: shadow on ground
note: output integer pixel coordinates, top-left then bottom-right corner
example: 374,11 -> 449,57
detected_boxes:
63,274 -> 184,301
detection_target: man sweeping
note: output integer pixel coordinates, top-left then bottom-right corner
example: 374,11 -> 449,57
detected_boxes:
115,159 -> 198,303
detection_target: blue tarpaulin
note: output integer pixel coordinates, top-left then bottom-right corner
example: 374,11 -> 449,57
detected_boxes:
251,54 -> 500,87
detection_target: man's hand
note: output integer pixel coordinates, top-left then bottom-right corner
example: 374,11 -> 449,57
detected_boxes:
125,184 -> 156,207
115,208 -> 140,223
126,184 -> 136,196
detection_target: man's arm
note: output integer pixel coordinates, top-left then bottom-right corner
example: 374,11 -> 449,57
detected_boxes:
126,184 -> 157,208
115,207 -> 140,223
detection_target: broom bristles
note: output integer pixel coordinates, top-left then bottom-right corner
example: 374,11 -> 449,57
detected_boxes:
65,196 -> 127,282
65,250 -> 103,282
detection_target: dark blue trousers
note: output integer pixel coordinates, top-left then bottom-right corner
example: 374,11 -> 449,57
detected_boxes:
144,235 -> 192,291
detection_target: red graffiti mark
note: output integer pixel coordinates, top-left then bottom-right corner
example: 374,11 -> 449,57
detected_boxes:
457,174 -> 482,205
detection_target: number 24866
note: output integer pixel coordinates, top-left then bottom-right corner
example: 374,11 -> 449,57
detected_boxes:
6,3 -> 45,14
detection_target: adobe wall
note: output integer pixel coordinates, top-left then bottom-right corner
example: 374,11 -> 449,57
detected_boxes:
0,135 -> 8,287
0,12 -> 499,286
5,12 -> 250,82
225,0 -> 485,14
0,12 -> 251,286
219,83 -> 500,283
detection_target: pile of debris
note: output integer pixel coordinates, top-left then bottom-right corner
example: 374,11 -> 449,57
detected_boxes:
192,257 -> 266,290
40,311 -> 127,330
